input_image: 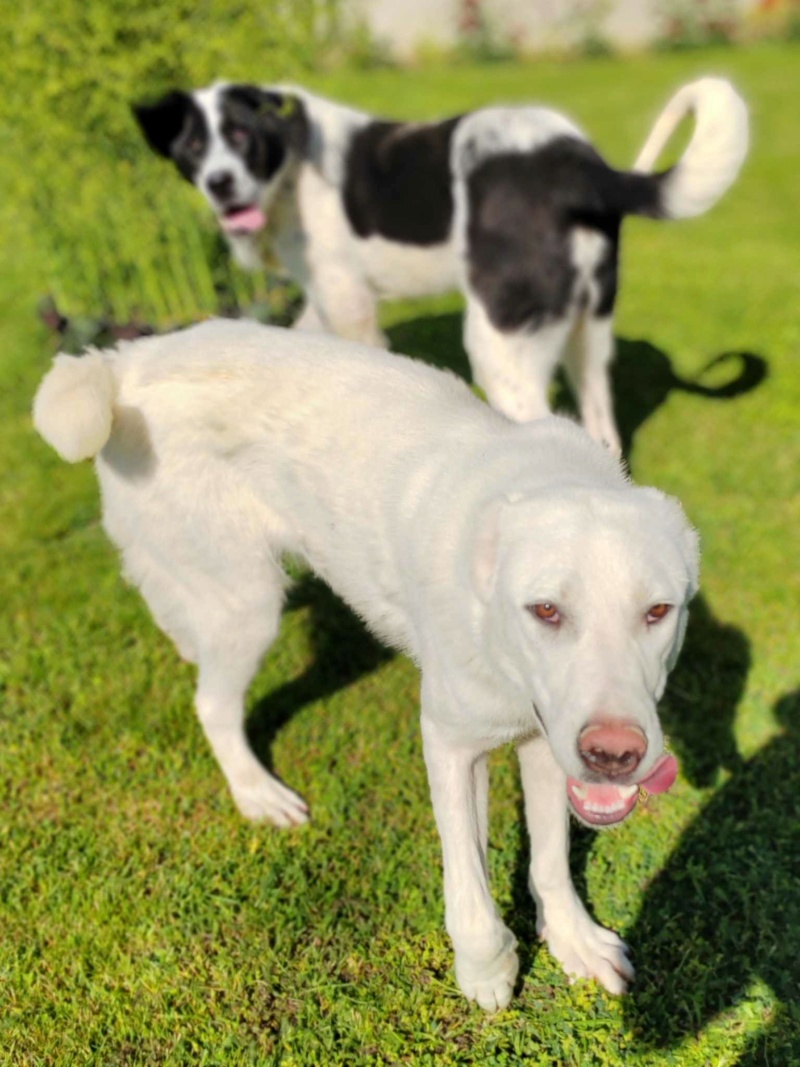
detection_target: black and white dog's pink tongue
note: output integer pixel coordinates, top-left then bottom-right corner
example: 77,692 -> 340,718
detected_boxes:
636,753 -> 678,795
221,206 -> 267,234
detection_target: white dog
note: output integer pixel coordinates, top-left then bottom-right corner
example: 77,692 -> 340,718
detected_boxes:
34,320 -> 698,1010
133,78 -> 748,453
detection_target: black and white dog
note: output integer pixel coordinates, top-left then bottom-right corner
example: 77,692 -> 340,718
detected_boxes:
134,79 -> 748,453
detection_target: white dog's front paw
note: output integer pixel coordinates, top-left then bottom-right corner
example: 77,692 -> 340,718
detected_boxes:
231,773 -> 309,828
455,938 -> 519,1012
541,907 -> 633,994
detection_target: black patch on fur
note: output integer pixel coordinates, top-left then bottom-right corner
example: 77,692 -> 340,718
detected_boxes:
343,117 -> 462,246
466,136 -> 666,332
593,235 -> 619,318
133,92 -> 209,183
220,86 -> 309,182
133,87 -> 309,189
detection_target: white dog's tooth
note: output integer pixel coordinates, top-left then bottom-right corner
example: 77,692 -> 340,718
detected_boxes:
618,784 -> 638,799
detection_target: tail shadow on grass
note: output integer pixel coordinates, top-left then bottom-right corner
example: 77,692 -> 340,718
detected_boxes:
505,595 -> 752,995
245,575 -> 394,773
388,311 -> 767,456
609,339 -> 768,458
624,688 -> 800,1063
546,339 -> 766,459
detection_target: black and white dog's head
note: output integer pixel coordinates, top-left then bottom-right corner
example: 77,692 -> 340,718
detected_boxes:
133,84 -> 308,237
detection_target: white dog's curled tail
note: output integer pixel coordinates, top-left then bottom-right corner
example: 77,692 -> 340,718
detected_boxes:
33,351 -> 117,462
633,77 -> 749,219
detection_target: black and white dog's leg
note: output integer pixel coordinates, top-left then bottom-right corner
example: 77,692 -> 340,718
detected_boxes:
292,300 -> 327,334
309,268 -> 386,349
193,569 -> 309,828
517,734 -> 633,993
421,711 -> 518,1012
562,315 -> 622,456
464,297 -> 572,424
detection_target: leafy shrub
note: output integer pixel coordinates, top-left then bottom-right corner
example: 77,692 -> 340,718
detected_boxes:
0,0 -> 341,326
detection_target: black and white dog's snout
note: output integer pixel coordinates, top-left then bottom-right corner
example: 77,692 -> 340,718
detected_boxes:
206,169 -> 236,202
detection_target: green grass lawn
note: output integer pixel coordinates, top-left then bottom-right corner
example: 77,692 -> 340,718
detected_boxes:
2,43 -> 799,1066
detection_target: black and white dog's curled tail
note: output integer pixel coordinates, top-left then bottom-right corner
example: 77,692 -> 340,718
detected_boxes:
33,351 -> 117,462
634,77 -> 749,220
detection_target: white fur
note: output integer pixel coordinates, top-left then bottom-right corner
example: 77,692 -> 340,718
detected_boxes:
33,351 -> 116,461
451,105 -> 585,176
33,320 -> 699,1009
633,77 -> 750,219
275,83 -> 370,185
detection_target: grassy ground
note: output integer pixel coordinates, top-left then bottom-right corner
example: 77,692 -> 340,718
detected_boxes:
2,43 -> 799,1067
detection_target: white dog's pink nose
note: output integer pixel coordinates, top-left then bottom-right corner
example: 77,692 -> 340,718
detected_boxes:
578,721 -> 647,779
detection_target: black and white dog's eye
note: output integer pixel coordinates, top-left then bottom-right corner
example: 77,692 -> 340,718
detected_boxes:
229,127 -> 249,146
187,138 -> 205,155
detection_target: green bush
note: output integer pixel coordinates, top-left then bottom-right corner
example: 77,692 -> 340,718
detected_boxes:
0,0 -> 342,326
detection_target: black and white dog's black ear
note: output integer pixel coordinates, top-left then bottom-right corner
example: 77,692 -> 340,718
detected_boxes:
225,85 -> 308,153
132,91 -> 192,158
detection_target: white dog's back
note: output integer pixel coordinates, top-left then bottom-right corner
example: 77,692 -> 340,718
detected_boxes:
35,319 -> 623,656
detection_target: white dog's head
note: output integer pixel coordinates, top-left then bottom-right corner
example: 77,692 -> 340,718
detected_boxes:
474,485 -> 699,827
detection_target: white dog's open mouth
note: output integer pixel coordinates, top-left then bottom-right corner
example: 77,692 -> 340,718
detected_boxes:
567,753 -> 678,827
221,205 -> 267,235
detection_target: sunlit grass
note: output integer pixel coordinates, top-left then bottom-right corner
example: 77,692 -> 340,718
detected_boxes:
1,43 -> 798,1066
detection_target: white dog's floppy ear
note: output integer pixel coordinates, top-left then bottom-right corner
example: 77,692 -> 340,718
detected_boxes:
472,494 -> 524,601
682,522 -> 701,599
667,608 -> 690,672
666,529 -> 699,670
472,498 -> 503,602
639,487 -> 701,600
664,494 -> 701,600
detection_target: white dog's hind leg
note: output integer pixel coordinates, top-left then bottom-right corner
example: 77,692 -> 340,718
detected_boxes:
421,715 -> 518,1012
464,298 -> 572,424
517,734 -> 634,994
193,577 -> 309,828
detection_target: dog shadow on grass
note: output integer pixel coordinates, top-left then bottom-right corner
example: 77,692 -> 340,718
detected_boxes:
623,685 -> 800,1063
244,575 -> 394,774
387,311 -> 768,456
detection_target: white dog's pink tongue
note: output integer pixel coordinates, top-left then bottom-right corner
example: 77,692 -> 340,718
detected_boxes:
221,206 -> 266,234
637,753 -> 678,795
567,753 -> 679,827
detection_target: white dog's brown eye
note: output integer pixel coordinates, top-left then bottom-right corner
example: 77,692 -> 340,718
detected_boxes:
529,602 -> 560,624
646,603 -> 671,624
